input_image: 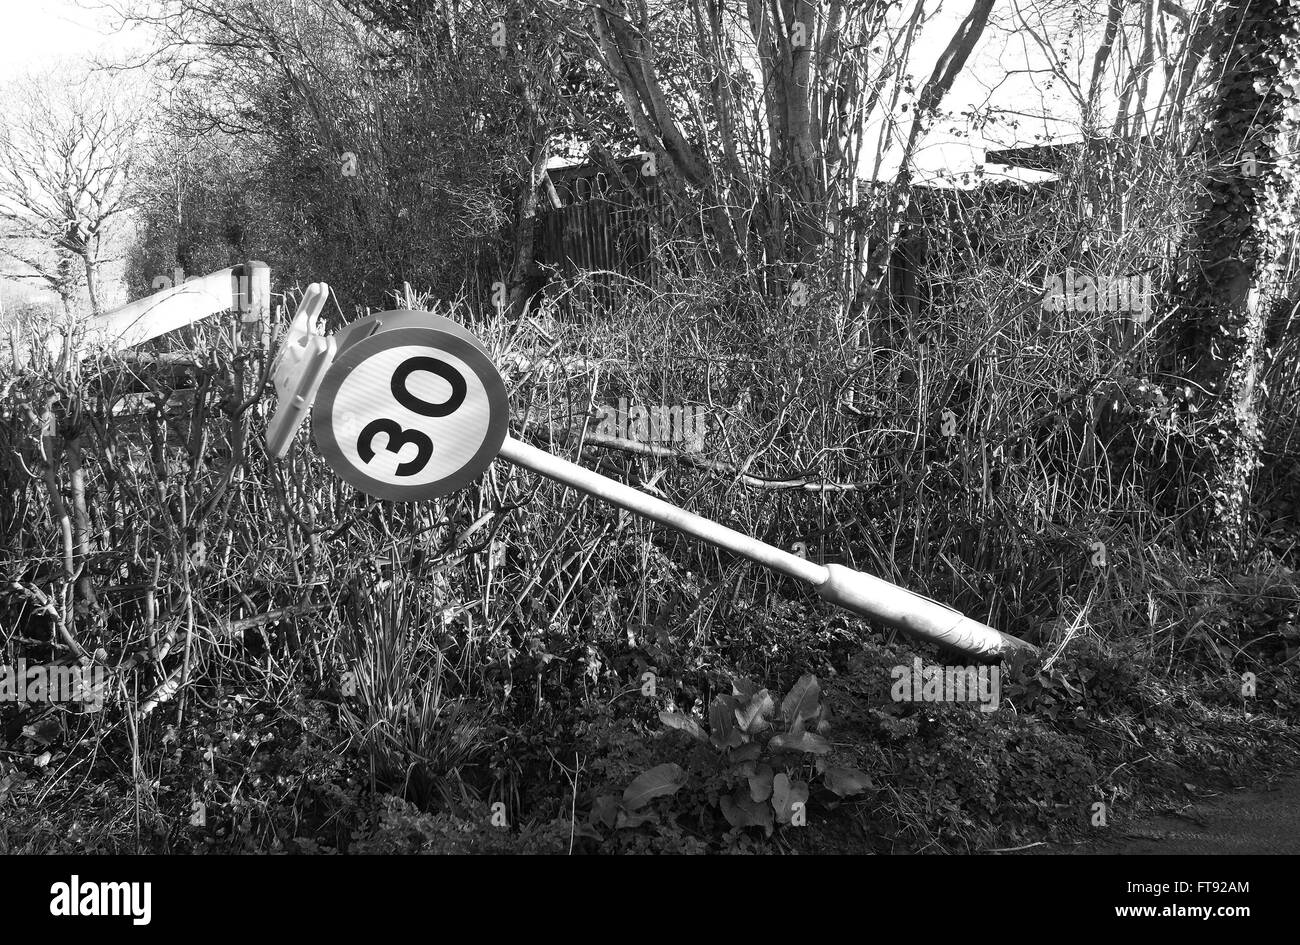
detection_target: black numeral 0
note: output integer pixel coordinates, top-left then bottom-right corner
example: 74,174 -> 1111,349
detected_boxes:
356,356 -> 468,477
392,356 -> 466,417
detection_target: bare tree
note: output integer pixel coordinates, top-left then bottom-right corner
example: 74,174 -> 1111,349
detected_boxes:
116,0 -> 543,312
0,68 -> 143,316
567,0 -> 1000,297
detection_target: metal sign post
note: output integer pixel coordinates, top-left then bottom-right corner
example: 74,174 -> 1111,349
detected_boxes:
496,436 -> 1034,660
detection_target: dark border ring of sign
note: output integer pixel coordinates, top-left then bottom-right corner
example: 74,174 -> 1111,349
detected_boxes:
333,310 -> 492,361
311,326 -> 508,502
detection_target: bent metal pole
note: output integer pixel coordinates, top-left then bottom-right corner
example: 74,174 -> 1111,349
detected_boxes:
295,308 -> 1037,663
497,436 -> 1036,662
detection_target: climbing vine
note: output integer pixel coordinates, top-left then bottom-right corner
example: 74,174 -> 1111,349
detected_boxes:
1178,0 -> 1300,554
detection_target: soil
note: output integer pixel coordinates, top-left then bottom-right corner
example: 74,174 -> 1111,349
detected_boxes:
1026,772 -> 1300,854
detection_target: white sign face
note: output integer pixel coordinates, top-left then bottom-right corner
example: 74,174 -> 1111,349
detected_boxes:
330,345 -> 488,484
311,326 -> 507,501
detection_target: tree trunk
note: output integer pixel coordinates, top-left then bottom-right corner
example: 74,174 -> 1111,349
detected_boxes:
1176,0 -> 1299,558
81,248 -> 101,316
507,134 -> 549,320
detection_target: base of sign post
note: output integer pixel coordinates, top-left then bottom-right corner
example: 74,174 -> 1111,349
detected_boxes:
497,436 -> 1035,661
815,564 -> 1034,660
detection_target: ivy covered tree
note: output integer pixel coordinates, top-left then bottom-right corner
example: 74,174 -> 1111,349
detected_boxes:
1176,0 -> 1300,557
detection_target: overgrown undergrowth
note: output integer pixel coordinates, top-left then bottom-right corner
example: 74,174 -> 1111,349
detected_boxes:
2,577 -> 1297,854
2,261 -> 1298,853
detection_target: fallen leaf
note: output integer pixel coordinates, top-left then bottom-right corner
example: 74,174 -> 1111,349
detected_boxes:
823,766 -> 873,797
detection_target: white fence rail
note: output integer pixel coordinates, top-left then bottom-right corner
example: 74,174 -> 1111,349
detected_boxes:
45,260 -> 269,363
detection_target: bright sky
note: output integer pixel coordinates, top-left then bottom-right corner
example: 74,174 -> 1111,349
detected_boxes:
875,1 -> 1102,184
0,1 -> 144,309
0,0 -> 142,81
0,0 -> 1107,173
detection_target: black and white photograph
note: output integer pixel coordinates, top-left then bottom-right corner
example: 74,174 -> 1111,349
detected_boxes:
0,0 -> 1292,905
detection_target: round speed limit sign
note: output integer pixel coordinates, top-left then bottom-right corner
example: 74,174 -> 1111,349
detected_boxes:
311,326 -> 508,501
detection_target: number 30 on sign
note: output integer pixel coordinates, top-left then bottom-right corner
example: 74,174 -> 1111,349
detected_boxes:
311,325 -> 508,501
